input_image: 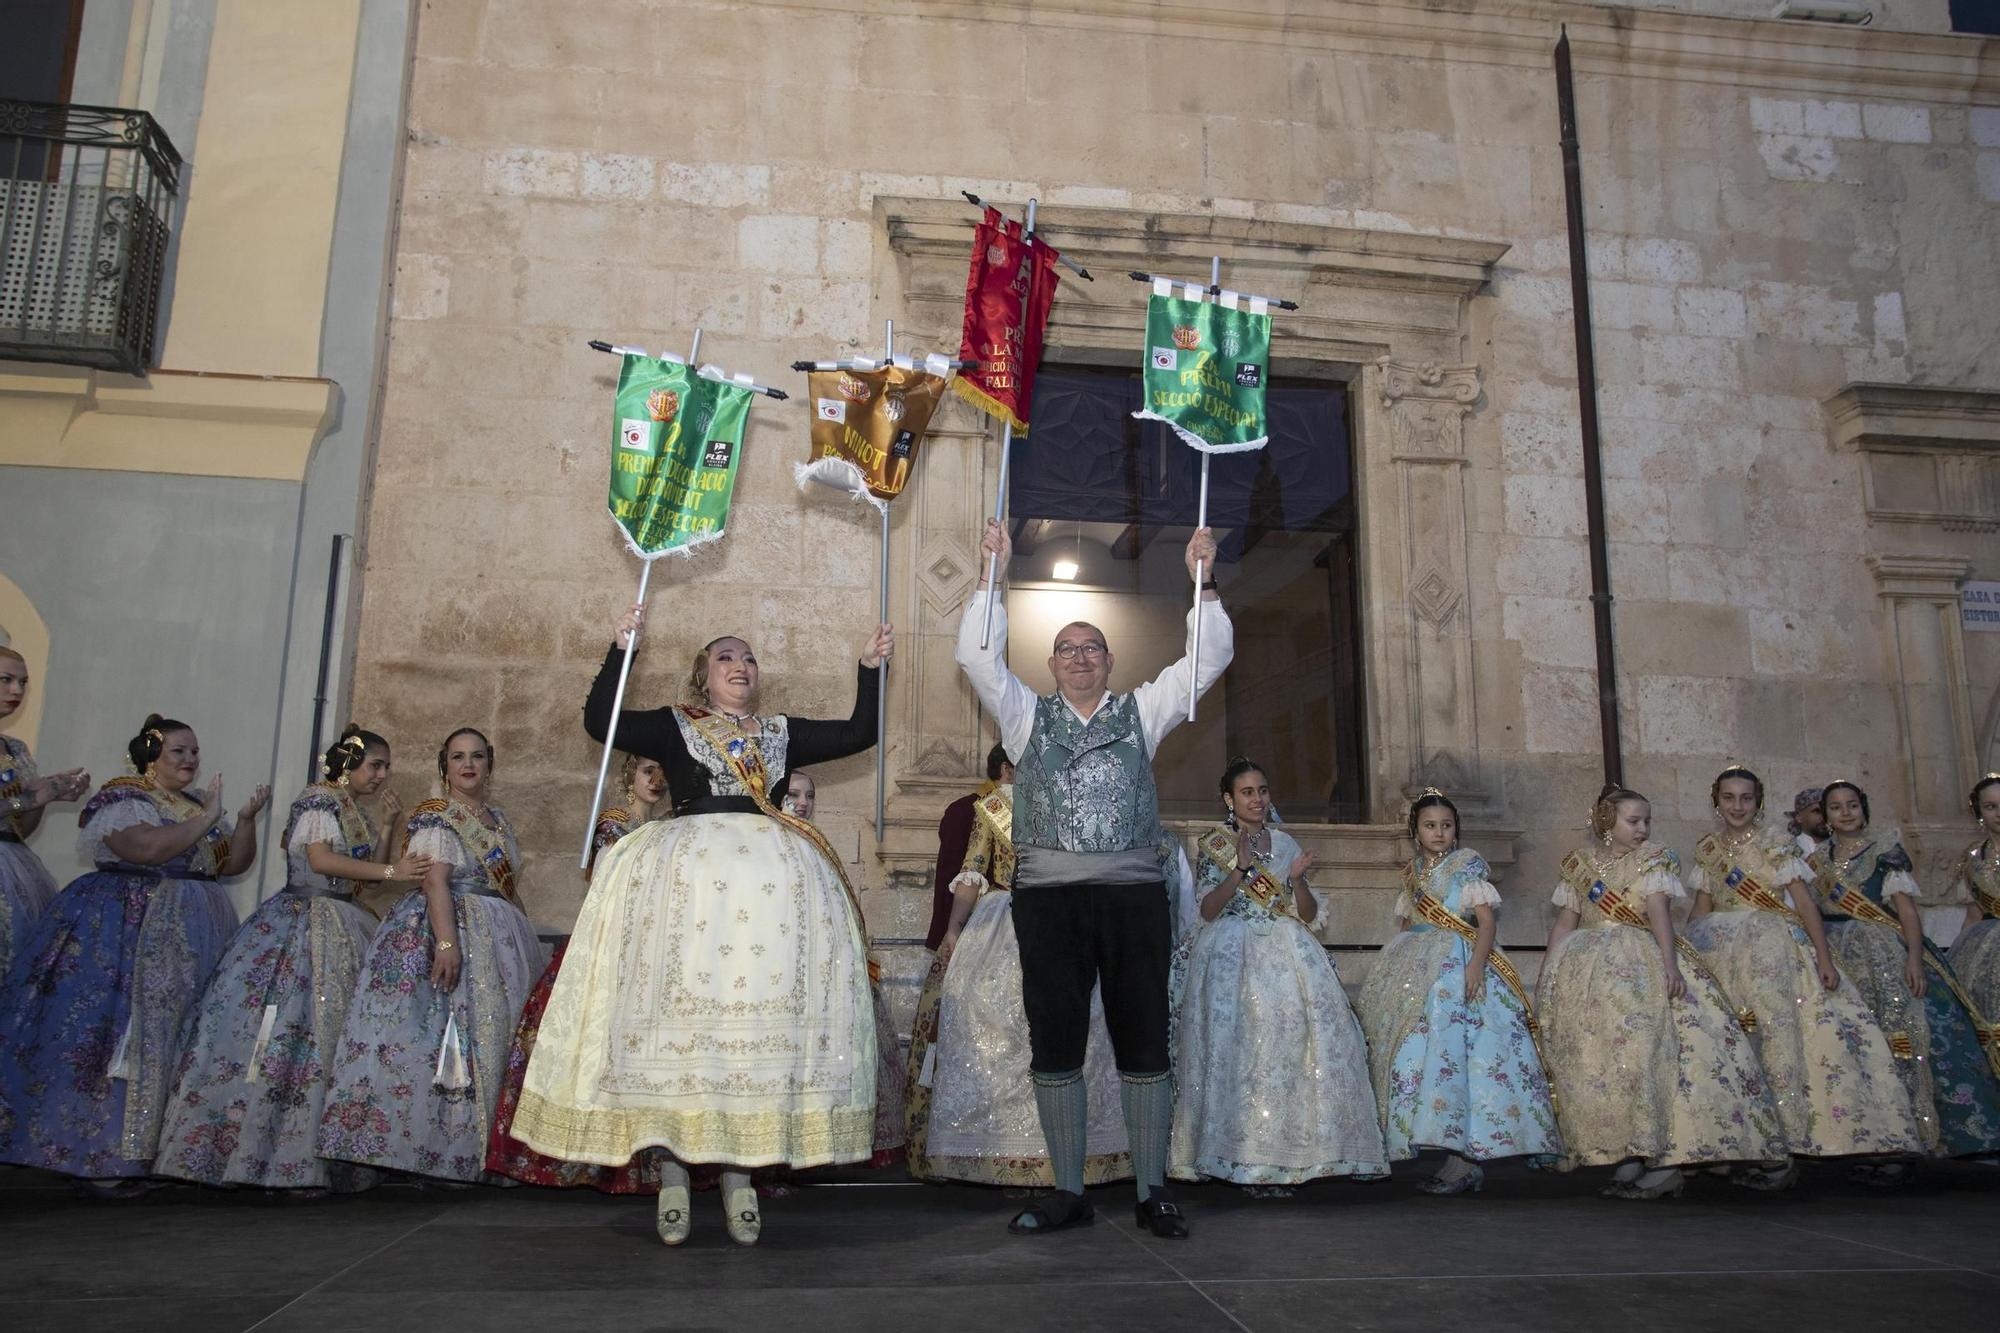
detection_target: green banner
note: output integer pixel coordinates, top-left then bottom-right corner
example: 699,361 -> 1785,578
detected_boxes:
608,354 -> 753,557
1133,291 -> 1270,453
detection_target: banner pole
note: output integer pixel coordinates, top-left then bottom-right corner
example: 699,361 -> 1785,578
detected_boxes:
876,319 -> 893,842
1186,258 -> 1221,723
579,326 -> 702,870
978,420 -> 1011,650
581,555 -> 653,869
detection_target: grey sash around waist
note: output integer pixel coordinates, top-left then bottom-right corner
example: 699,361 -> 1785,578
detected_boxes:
280,884 -> 359,902
1015,844 -> 1161,889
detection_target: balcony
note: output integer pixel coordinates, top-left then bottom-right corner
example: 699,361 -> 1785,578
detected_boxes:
0,101 -> 181,376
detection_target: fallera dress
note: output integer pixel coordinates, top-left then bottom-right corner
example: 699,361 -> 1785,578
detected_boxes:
1168,824 -> 1388,1184
1944,839 -> 2000,1053
1536,844 -> 1783,1170
1355,848 -> 1561,1164
154,783 -> 384,1189
1807,830 -> 2000,1157
508,651 -> 881,1170
904,784 -> 1131,1186
1681,828 -> 1921,1159
316,797 -> 545,1181
0,736 -> 62,977
0,776 -> 239,1177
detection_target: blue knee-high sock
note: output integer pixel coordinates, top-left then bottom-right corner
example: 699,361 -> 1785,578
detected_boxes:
1032,1069 -> 1087,1196
1120,1071 -> 1172,1202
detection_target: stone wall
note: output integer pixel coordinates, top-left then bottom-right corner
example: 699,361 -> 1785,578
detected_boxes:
350,0 -> 2000,953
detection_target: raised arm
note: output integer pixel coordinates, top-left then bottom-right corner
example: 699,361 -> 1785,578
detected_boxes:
582,607 -> 686,761
786,655 -> 885,766
1130,528 -> 1232,754
953,519 -> 1039,761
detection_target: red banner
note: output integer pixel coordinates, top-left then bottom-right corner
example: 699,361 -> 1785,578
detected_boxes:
951,207 -> 1059,434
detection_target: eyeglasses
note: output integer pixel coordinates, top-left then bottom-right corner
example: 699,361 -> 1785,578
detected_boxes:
1053,641 -> 1107,660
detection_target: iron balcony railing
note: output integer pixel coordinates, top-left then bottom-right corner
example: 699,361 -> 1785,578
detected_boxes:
0,100 -> 181,376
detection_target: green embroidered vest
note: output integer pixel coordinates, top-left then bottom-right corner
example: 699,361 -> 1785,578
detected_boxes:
1015,692 -> 1161,887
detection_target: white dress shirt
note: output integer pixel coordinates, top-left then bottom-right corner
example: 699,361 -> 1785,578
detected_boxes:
953,589 -> 1235,764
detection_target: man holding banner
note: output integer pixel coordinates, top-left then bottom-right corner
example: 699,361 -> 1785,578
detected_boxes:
955,517 -> 1230,1240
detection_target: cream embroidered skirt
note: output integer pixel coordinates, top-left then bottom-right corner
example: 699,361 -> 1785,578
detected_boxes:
510,813 -> 877,1168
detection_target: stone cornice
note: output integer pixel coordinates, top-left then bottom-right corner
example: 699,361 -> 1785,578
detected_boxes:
1824,382 -> 2000,455
880,197 -> 1510,300
740,0 -> 2000,101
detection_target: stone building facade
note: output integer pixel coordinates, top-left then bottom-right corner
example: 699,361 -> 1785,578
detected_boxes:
5,1 -> 1995,988
344,0 -> 2000,989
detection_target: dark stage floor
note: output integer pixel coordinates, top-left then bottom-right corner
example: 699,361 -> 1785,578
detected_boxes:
4,1158 -> 1998,1331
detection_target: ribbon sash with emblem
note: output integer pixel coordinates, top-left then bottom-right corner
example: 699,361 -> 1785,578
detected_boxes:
1403,862 -> 1539,1031
1560,850 -> 1756,1031
1198,828 -> 1294,918
429,799 -> 520,907
1817,849 -> 2000,1071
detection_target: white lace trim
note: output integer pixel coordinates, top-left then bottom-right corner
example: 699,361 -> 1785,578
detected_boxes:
1458,880 -> 1501,910
1634,866 -> 1685,900
408,824 -> 468,868
78,796 -> 163,864
289,807 -> 343,849
1882,869 -> 1922,899
1551,883 -> 1581,911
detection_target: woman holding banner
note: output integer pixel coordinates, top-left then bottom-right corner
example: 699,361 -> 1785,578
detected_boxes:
509,607 -> 889,1247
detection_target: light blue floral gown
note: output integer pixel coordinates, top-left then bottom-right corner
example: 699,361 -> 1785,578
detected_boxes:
1355,849 -> 1562,1163
1168,825 -> 1387,1184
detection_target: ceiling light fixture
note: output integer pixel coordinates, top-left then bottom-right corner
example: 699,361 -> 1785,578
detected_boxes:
1052,559 -> 1079,581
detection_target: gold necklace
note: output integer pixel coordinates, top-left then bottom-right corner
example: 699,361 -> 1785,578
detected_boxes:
1829,834 -> 1870,879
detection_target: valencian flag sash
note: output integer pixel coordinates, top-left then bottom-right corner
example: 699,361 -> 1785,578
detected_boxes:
607,353 -> 754,557
951,206 -> 1060,433
1134,279 -> 1271,453
798,356 -> 952,512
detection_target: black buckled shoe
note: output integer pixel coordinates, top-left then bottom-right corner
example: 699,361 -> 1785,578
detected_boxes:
1009,1188 -> 1095,1235
1135,1193 -> 1189,1239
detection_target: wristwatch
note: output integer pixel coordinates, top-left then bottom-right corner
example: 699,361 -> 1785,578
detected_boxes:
1200,579 -> 1218,591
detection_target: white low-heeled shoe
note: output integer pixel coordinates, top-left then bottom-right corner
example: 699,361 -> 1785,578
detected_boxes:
724,1184 -> 762,1246
656,1183 -> 691,1246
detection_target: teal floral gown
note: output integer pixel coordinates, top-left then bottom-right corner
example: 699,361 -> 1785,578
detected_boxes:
1355,849 -> 1561,1164
1808,829 -> 2000,1157
1945,840 -> 2000,1047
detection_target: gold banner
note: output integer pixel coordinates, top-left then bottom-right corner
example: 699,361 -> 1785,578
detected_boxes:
805,365 -> 948,504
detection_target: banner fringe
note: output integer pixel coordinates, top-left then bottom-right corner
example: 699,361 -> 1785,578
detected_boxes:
606,510 -> 727,562
1130,410 -> 1269,455
950,377 -> 1029,435
794,456 -> 889,514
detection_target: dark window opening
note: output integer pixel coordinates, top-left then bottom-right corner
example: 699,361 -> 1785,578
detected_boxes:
1005,364 -> 1368,824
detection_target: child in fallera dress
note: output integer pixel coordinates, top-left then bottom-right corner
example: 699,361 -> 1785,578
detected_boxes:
1355,790 -> 1561,1194
1537,785 -> 1784,1200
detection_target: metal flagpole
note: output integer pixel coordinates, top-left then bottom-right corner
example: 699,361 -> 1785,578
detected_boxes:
579,328 -> 702,870
979,196 -> 1038,651
1184,260 -> 1220,722
875,319 -> 894,842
